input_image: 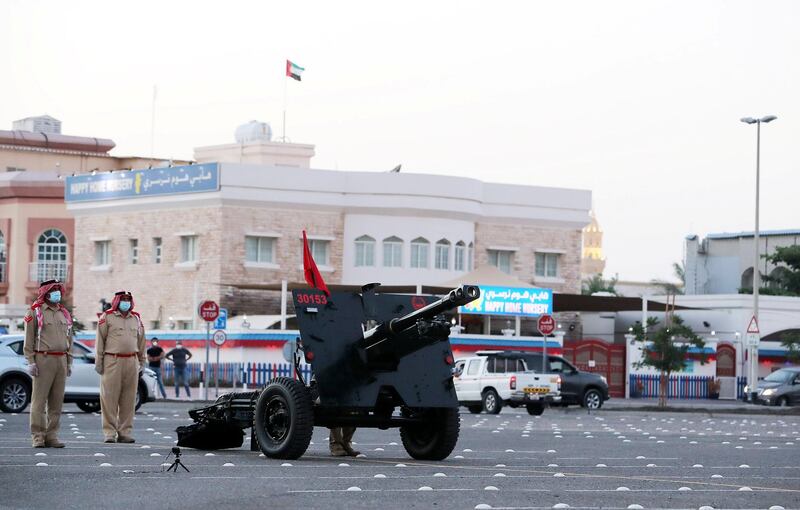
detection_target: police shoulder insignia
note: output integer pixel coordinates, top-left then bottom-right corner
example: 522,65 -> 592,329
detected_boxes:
98,318 -> 106,325
24,315 -> 33,323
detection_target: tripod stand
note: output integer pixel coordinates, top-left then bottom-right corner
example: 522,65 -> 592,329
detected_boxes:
164,447 -> 190,473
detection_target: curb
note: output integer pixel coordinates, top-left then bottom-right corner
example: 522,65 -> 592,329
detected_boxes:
602,405 -> 800,416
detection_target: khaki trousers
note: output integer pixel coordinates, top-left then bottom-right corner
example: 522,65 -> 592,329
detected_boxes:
100,356 -> 139,439
30,353 -> 67,444
329,427 -> 356,454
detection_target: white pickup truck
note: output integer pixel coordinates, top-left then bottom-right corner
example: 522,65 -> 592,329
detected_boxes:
454,353 -> 561,415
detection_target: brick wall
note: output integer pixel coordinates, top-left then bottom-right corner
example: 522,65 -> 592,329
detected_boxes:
474,222 -> 582,294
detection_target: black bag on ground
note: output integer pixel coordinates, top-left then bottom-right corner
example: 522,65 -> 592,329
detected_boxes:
176,422 -> 245,450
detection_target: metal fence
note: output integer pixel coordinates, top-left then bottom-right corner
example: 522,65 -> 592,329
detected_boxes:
630,374 -> 748,400
160,362 -> 312,388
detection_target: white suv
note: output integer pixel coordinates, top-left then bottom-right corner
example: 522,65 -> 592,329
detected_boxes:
0,335 -> 158,413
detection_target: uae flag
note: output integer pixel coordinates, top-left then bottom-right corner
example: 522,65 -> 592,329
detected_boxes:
286,60 -> 304,81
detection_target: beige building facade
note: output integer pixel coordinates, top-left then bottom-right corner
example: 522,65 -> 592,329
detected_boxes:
67,137 -> 591,330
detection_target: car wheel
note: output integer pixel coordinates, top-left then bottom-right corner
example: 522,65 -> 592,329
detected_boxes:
582,389 -> 603,410
776,397 -> 789,408
77,400 -> 101,413
526,403 -> 544,416
467,405 -> 483,414
482,389 -> 502,414
1,377 -> 30,413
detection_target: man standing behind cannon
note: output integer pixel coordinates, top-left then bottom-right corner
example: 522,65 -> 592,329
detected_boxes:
23,279 -> 73,448
95,290 -> 146,443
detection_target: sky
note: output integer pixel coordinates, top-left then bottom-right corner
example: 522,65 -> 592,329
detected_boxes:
3,0 -> 799,282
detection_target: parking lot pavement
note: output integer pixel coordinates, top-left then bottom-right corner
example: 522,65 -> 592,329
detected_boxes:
1,402 -> 799,510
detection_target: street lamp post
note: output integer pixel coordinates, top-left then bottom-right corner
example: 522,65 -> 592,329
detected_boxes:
739,115 -> 777,401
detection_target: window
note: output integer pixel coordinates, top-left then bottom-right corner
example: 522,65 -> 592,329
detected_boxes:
354,235 -> 375,267
94,240 -> 111,266
535,252 -> 559,277
129,239 -> 138,264
180,235 -> 198,263
153,237 -> 162,264
435,239 -> 450,270
36,229 -> 68,281
177,320 -> 192,330
309,239 -> 329,265
6,167 -> 26,172
410,237 -> 430,269
466,359 -> 480,376
468,242 -> 474,271
150,320 -> 161,330
0,231 -> 5,283
383,236 -> 403,267
488,249 -> 513,274
454,241 -> 466,271
245,236 -> 275,264
8,341 -> 23,355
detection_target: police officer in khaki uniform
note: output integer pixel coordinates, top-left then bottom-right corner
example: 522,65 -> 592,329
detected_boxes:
23,279 -> 73,448
95,291 -> 146,443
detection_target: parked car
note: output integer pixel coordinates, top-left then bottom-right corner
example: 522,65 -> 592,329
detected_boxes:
479,350 -> 610,410
454,353 -> 561,415
0,335 -> 158,413
745,367 -> 800,407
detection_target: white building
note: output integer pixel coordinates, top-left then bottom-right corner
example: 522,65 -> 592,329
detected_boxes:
685,229 -> 800,295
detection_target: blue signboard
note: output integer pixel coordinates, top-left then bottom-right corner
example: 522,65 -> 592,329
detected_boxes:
214,308 -> 228,330
65,163 -> 219,202
458,286 -> 553,317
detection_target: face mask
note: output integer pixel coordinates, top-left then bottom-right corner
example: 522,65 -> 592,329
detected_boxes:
118,301 -> 131,312
48,291 -> 61,304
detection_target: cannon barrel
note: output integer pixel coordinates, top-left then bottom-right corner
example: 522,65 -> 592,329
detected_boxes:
361,285 -> 480,349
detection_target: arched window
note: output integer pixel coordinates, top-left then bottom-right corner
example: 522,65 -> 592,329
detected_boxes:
382,236 -> 403,267
454,241 -> 466,271
435,239 -> 451,270
354,235 -> 375,267
36,229 -> 68,281
740,267 -> 754,290
410,237 -> 430,269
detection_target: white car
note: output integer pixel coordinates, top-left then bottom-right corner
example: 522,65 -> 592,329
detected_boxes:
454,353 -> 561,415
0,335 -> 158,413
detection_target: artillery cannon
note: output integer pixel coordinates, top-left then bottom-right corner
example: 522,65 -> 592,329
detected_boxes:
177,284 -> 480,461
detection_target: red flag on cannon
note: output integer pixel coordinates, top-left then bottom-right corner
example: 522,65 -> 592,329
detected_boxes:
302,230 -> 330,297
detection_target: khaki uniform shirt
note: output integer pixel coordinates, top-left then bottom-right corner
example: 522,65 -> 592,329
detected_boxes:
96,312 -> 146,365
23,303 -> 73,367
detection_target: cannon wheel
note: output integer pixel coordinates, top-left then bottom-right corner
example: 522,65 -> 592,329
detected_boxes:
254,377 -> 314,459
399,407 -> 460,460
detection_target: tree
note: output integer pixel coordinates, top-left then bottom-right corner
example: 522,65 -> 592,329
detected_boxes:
782,331 -> 800,363
651,261 -> 684,295
762,246 -> 800,296
630,315 -> 707,408
581,273 -> 618,296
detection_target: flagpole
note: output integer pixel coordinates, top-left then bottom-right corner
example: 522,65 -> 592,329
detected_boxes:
282,72 -> 288,142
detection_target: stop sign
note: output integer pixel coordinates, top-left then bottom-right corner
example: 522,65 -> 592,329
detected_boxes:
537,314 -> 556,336
198,300 -> 220,322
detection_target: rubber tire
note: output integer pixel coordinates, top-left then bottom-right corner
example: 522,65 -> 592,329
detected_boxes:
77,400 -> 101,413
400,407 -> 460,460
467,405 -> 483,414
482,389 -> 502,414
526,403 -> 545,416
776,397 -> 789,408
582,389 -> 603,410
254,377 -> 314,459
0,377 -> 31,413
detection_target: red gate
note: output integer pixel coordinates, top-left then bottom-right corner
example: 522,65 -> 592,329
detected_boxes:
563,340 -> 626,398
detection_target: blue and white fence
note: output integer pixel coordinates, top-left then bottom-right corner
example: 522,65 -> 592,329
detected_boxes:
160,362 -> 312,387
630,374 -> 749,400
